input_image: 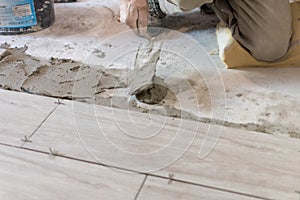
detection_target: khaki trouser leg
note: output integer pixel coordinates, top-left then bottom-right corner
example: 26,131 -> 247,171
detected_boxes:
167,0 -> 293,62
213,0 -> 293,62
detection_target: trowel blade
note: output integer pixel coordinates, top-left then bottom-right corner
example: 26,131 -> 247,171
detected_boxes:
128,39 -> 168,104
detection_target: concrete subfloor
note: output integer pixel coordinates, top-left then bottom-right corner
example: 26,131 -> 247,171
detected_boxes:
0,0 -> 300,138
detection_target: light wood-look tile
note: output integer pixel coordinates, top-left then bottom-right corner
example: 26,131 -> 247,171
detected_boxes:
0,89 -> 57,146
138,176 -> 256,200
0,145 -> 145,200
24,100 -> 300,200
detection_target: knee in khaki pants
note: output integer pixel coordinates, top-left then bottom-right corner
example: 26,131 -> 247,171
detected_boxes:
165,0 -> 293,62
213,0 -> 292,62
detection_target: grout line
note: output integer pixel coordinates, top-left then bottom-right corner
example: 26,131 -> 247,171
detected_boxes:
134,175 -> 148,200
153,177 -> 274,200
20,101 -> 62,147
0,142 -> 273,200
143,175 -> 273,200
0,143 -> 21,149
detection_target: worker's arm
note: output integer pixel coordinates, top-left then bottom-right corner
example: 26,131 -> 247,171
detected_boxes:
120,0 -> 149,36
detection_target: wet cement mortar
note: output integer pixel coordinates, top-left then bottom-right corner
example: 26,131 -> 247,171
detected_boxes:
0,45 -> 299,138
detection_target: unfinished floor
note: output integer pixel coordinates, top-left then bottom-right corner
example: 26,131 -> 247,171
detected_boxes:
0,0 -> 300,199
1,89 -> 300,200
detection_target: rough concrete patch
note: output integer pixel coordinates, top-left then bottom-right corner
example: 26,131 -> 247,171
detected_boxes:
0,47 -> 214,132
260,97 -> 300,138
0,47 -> 127,100
1,46 -> 299,138
0,47 -> 43,90
22,59 -> 97,98
164,76 -> 211,110
22,58 -> 128,100
39,2 -> 126,38
40,6 -> 114,37
231,90 -> 300,138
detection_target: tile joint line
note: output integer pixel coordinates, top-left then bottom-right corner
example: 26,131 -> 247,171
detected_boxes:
0,143 -> 273,200
21,100 -> 63,147
134,175 -> 148,200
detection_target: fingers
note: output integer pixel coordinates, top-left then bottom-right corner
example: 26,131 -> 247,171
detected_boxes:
128,5 -> 149,37
120,0 -> 149,37
127,4 -> 139,30
119,0 -> 130,24
137,8 -> 149,36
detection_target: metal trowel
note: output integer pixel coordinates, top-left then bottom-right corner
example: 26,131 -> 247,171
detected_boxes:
128,4 -> 168,105
128,38 -> 167,105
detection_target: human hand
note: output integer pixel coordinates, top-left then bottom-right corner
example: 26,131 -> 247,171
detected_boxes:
120,0 -> 149,37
